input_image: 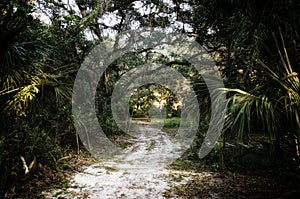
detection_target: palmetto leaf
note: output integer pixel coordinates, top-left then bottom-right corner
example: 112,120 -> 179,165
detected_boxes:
254,30 -> 300,155
0,40 -> 74,117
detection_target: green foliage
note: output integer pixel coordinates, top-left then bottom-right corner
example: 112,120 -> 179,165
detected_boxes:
23,127 -> 56,165
189,0 -> 300,166
0,0 -> 299,196
0,0 -> 88,197
163,117 -> 181,129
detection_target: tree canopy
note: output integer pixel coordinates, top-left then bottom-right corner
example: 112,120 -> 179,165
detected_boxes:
0,0 -> 299,197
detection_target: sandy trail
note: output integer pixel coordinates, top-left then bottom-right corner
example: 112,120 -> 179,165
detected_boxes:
44,124 -> 190,199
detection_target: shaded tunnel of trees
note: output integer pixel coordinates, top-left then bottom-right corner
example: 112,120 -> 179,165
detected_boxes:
0,0 -> 300,198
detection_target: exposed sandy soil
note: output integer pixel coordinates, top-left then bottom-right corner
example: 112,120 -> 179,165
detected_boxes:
42,124 -> 300,199
43,125 -> 191,199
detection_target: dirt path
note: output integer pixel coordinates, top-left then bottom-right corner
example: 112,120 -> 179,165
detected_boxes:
44,125 -> 190,199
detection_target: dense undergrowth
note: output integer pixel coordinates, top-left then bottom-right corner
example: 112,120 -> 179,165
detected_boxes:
1,0 -> 300,198
163,121 -> 300,198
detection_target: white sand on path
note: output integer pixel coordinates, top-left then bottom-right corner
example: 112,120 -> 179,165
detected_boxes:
43,125 -> 192,199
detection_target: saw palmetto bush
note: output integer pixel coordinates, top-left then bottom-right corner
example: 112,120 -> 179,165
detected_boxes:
0,1 -> 78,196
257,32 -> 300,155
189,0 -> 300,167
216,31 -> 300,165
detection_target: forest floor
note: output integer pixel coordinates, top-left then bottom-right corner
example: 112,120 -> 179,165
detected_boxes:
43,124 -> 190,198
42,123 -> 300,199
